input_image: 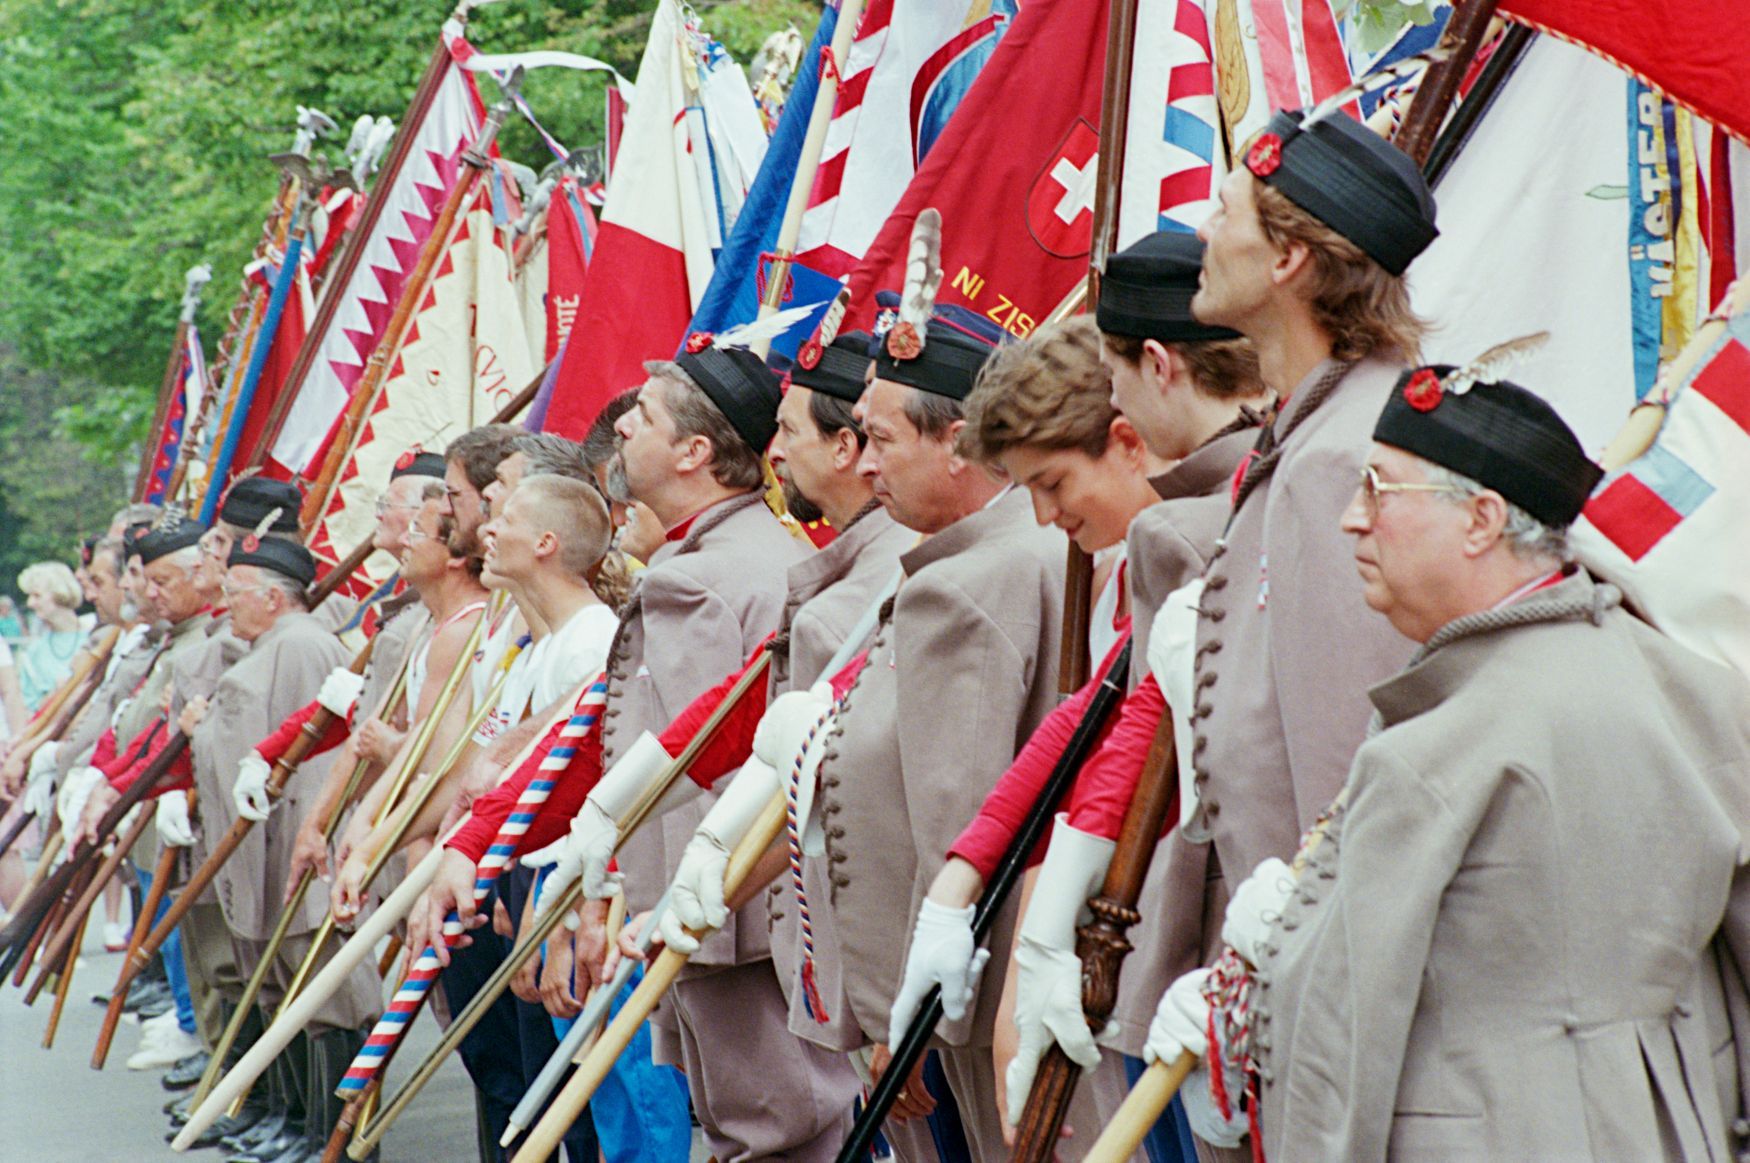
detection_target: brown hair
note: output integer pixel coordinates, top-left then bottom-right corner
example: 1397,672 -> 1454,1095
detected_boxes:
1253,181 -> 1427,363
446,424 -> 524,492
957,317 -> 1112,463
644,361 -> 766,492
514,475 -> 613,578
1099,332 -> 1263,400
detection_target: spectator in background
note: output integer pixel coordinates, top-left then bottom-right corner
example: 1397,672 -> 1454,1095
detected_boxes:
0,595 -> 23,642
14,562 -> 90,711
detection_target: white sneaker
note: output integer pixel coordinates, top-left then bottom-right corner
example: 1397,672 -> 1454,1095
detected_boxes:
142,1008 -> 181,1034
127,1024 -> 201,1070
138,1011 -> 182,1046
103,921 -> 129,952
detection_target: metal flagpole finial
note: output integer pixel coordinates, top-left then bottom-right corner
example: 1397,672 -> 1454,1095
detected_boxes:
464,65 -> 524,168
181,264 -> 214,321
350,116 -> 397,187
292,105 -> 339,157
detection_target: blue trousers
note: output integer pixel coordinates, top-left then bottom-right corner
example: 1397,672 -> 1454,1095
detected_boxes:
1123,1054 -> 1199,1163
135,866 -> 196,1035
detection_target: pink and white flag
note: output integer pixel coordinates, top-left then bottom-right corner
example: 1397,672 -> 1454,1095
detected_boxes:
267,41 -> 486,476
1118,0 -> 1225,244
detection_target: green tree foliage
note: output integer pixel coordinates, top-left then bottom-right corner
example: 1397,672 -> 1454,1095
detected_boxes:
0,0 -> 819,575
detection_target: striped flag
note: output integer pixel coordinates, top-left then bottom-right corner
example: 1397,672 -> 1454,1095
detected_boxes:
1118,0 -> 1225,244
1574,303 -> 1750,677
144,325 -> 206,505
1212,0 -> 1353,149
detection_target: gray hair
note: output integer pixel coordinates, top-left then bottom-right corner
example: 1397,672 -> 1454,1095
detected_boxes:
900,386 -> 964,441
1423,463 -> 1570,563
259,570 -> 311,611
512,432 -> 592,483
644,361 -> 765,491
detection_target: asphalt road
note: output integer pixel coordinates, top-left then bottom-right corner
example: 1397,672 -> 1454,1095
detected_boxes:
0,920 -> 498,1163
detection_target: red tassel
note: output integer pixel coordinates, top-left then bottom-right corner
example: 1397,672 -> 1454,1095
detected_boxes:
801,958 -> 830,1024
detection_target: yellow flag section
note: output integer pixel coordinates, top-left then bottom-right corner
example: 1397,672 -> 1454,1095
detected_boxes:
306,193 -> 539,578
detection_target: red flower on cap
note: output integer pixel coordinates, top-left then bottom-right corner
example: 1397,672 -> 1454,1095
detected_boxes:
1403,368 -> 1443,412
242,533 -> 260,553
394,449 -> 417,471
886,322 -> 921,361
684,331 -> 714,354
1246,133 -> 1283,178
797,336 -> 823,370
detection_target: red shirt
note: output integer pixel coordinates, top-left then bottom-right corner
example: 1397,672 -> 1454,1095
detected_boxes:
946,628 -> 1177,880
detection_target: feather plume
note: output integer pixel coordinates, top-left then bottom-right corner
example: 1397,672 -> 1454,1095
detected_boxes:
251,508 -> 284,540
1299,46 -> 1452,131
815,285 -> 852,347
899,209 -> 944,348
711,301 -> 832,351
1440,332 -> 1550,396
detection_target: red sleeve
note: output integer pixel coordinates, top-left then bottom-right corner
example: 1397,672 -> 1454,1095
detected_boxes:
88,725 -> 120,771
105,720 -> 193,797
255,700 -> 346,765
945,633 -> 1131,881
445,713 -> 604,865
656,638 -> 773,790
1064,673 -> 1176,842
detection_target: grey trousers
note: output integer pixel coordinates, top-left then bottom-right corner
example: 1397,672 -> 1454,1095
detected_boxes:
670,958 -> 863,1162
180,899 -> 241,1049
230,929 -> 382,1034
935,1043 -> 1127,1162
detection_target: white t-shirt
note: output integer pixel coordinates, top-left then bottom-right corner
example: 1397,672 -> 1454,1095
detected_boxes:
472,602 -> 618,746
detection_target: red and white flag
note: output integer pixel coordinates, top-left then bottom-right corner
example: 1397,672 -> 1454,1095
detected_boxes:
541,0 -> 760,437
794,0 -> 1014,278
1118,0 -> 1225,244
1215,0 -> 1353,147
267,40 -> 486,476
838,0 -> 1108,340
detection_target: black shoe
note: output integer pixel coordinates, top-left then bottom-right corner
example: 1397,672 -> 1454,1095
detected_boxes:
137,992 -> 175,1020
165,1093 -> 194,1121
222,1109 -> 286,1154
170,1100 -> 270,1150
260,1141 -> 318,1163
163,1049 -> 211,1090
230,1124 -> 306,1163
123,977 -> 171,1015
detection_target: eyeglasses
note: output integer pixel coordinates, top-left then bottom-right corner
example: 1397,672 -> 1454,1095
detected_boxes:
402,526 -> 435,546
1358,465 -> 1466,515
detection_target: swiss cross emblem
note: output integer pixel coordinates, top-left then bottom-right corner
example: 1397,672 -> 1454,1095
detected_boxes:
395,449 -> 417,471
1026,119 -> 1100,259
798,336 -> 823,370
242,533 -> 260,553
684,332 -> 714,354
1246,133 -> 1284,177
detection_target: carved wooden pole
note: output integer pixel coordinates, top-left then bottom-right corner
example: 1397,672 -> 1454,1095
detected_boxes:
1011,711 -> 1179,1158
1392,0 -> 1502,166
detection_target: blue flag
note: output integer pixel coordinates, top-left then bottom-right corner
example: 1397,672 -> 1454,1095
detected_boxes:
684,3 -> 840,357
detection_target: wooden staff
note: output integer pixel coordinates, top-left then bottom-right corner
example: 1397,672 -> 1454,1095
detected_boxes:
12,859 -> 83,988
246,8 -> 471,471
7,625 -> 120,759
1012,711 -> 1179,1158
343,654 -> 776,1158
92,792 -> 191,1068
1392,0 -> 1503,166
39,907 -> 83,1048
749,0 -> 868,357
27,796 -> 158,1004
16,829 -> 63,904
298,70 -> 523,534
0,734 -> 188,975
510,798 -> 789,1163
1083,1050 -> 1199,1163
96,639 -> 376,1032
834,643 -> 1134,1163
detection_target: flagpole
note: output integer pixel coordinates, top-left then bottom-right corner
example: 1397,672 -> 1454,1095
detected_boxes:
296,67 -> 523,535
748,0 -> 867,357
245,7 -> 470,475
1392,0 -> 1502,165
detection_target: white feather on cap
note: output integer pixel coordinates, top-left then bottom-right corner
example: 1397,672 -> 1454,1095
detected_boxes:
897,208 -> 944,350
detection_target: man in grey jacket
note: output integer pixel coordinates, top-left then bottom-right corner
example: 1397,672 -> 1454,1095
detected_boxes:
1147,366 -> 1750,1160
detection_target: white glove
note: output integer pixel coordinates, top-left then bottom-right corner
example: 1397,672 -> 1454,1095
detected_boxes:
156,789 -> 196,848
1221,856 -> 1294,967
233,753 -> 274,822
58,765 -> 107,837
22,770 -> 57,819
1144,968 -> 1211,1067
27,741 -> 59,784
1148,578 -> 1205,823
110,695 -> 134,729
889,899 -> 989,1039
316,667 -> 365,719
1005,816 -> 1117,1124
751,682 -> 835,771
525,731 -> 697,915
661,756 -> 782,954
